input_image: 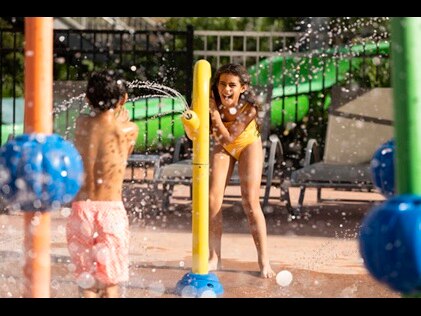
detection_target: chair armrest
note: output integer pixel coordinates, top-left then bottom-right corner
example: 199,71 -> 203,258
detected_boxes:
303,139 -> 321,167
173,136 -> 192,163
267,134 -> 284,166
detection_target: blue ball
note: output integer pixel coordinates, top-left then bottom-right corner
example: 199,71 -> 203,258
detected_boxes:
0,134 -> 83,211
359,195 -> 421,294
371,139 -> 395,197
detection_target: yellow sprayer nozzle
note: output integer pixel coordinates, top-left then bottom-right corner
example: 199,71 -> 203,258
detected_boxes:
181,110 -> 200,140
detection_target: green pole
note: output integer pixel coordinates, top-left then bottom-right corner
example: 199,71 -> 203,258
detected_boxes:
391,17 -> 421,195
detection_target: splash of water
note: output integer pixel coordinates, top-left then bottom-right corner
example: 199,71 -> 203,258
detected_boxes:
289,17 -> 390,55
127,80 -> 189,112
53,80 -> 189,114
53,93 -> 87,114
253,17 -> 391,88
52,80 -> 189,142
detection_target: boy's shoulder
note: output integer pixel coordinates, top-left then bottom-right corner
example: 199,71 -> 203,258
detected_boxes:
76,113 -> 91,120
75,114 -> 95,131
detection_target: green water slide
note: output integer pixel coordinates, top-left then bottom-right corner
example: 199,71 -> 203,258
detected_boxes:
1,98 -> 24,145
248,41 -> 390,130
126,98 -> 186,151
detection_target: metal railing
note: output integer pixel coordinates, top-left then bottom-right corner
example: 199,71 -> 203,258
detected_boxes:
193,30 -> 302,70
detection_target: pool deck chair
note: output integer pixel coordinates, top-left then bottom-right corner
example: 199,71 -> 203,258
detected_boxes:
126,154 -> 161,181
123,153 -> 163,212
154,85 -> 284,209
282,86 -> 393,214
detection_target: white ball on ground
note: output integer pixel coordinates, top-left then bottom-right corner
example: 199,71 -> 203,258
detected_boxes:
276,270 -> 293,287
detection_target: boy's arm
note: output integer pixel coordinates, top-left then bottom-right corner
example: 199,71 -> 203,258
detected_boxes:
117,107 -> 139,155
126,123 -> 139,155
210,98 -> 256,145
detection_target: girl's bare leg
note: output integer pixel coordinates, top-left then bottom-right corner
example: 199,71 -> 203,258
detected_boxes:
209,145 -> 235,271
238,139 -> 275,278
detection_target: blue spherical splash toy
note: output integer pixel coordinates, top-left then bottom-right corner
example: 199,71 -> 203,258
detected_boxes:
371,139 -> 395,197
0,134 -> 83,211
359,195 -> 421,294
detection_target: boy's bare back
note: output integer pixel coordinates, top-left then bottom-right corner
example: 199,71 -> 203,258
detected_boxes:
74,110 -> 138,201
73,70 -> 139,202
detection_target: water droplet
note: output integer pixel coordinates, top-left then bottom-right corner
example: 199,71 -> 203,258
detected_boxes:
181,285 -> 197,298
31,215 -> 40,226
61,207 -> 71,218
76,272 -> 96,289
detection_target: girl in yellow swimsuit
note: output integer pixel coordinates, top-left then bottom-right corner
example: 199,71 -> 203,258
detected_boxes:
209,63 -> 275,278
222,114 -> 260,160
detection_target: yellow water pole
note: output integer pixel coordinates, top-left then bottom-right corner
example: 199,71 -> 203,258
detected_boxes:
23,17 -> 53,298
177,60 -> 223,296
183,60 -> 211,274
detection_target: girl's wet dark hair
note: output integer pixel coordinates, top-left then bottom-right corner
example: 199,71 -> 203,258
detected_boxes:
211,63 -> 260,110
211,63 -> 262,131
86,70 -> 127,111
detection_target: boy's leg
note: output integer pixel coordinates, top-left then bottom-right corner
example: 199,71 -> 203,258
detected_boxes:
79,287 -> 99,298
102,285 -> 119,298
209,145 -> 235,271
91,202 -> 130,298
238,140 -> 275,278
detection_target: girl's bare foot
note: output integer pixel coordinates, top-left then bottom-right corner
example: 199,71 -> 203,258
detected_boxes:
260,264 -> 275,278
208,258 -> 221,271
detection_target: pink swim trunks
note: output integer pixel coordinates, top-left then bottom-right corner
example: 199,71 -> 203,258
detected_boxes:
66,201 -> 129,286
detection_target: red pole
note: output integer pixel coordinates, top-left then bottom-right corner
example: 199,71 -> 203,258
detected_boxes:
23,17 -> 53,298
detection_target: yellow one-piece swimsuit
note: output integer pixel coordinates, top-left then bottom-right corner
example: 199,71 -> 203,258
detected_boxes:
222,119 -> 260,160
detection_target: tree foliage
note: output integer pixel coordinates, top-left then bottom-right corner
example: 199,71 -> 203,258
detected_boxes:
0,18 -> 24,98
163,17 -> 299,32
163,17 -> 390,41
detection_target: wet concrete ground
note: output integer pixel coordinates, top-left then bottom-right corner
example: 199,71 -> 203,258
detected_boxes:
0,185 -> 400,298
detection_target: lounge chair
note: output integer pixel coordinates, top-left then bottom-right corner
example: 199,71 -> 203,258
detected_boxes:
282,86 -> 393,215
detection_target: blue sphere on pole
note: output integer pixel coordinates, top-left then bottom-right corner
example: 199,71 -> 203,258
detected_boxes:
359,195 -> 421,294
371,139 -> 395,197
0,134 -> 83,211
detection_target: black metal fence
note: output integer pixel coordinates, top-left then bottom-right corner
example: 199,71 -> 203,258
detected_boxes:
0,25 -> 390,168
0,26 -> 194,152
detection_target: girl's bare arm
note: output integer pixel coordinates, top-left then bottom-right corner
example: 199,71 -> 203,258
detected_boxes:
210,98 -> 257,145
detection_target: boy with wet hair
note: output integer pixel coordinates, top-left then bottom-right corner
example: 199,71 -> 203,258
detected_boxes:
66,70 -> 139,297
